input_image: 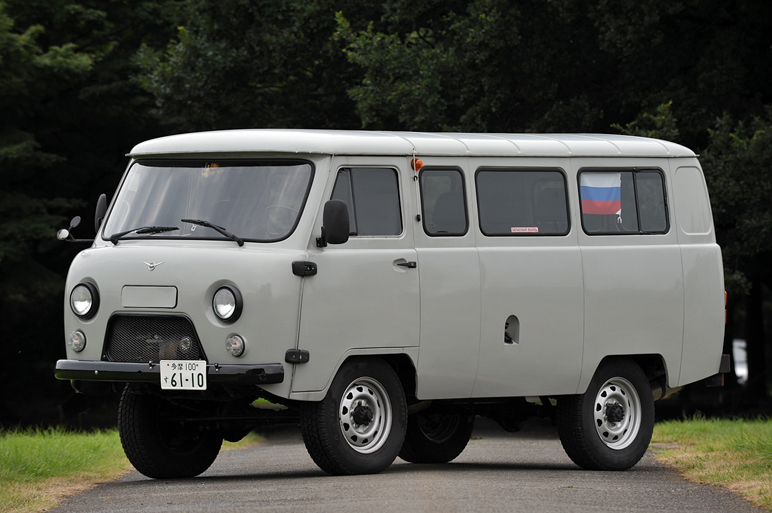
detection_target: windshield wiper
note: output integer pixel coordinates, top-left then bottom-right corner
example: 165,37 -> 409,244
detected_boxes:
109,226 -> 179,245
181,219 -> 244,247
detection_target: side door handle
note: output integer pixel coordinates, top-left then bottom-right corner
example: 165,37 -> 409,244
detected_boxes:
397,261 -> 417,269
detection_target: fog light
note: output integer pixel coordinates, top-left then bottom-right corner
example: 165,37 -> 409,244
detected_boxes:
68,330 -> 86,352
225,335 -> 245,357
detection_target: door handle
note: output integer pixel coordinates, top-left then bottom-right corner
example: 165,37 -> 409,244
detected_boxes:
397,261 -> 417,269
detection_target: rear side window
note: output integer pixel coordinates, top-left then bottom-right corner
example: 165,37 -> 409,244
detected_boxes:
579,169 -> 668,234
476,169 -> 569,236
420,169 -> 467,236
331,168 -> 402,236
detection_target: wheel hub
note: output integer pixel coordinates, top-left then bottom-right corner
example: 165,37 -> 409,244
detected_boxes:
352,404 -> 374,426
593,377 -> 642,450
605,403 -> 625,423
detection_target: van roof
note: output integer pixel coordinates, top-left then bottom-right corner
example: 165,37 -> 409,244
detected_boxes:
128,129 -> 696,159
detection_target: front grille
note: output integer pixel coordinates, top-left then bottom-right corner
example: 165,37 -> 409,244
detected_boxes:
104,315 -> 205,363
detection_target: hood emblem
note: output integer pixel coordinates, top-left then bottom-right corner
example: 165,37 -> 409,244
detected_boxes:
143,261 -> 164,271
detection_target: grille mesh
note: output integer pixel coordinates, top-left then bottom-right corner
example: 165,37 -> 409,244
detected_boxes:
104,316 -> 205,363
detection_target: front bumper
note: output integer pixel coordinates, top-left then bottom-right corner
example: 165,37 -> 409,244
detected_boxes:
55,359 -> 284,386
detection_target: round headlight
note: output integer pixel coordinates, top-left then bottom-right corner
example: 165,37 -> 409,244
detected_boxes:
225,335 -> 245,357
213,286 -> 242,322
70,283 -> 99,319
68,330 -> 87,352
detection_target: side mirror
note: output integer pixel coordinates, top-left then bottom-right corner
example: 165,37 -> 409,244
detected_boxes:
319,200 -> 349,246
95,193 -> 107,232
57,216 -> 81,241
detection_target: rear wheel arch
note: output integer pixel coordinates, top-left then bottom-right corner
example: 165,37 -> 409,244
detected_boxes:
580,354 -> 668,394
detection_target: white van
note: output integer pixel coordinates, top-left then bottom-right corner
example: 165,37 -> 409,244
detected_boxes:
56,130 -> 728,479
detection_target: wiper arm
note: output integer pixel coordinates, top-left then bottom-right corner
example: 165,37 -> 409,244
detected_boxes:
181,219 -> 244,247
109,226 -> 179,245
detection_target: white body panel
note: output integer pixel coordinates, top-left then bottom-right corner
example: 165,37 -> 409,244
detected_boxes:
291,156 -> 420,395
672,165 -> 725,385
471,157 -> 584,398
61,130 -> 724,402
63,242 -> 306,398
574,158 -> 685,391
411,156 -> 481,400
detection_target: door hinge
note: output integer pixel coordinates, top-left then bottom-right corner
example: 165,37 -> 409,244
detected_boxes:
285,349 -> 310,364
292,261 -> 317,277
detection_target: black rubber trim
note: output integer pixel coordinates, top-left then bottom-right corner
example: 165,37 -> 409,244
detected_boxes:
719,354 -> 731,373
55,360 -> 284,385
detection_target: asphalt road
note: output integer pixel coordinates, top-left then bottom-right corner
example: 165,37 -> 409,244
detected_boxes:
51,418 -> 763,513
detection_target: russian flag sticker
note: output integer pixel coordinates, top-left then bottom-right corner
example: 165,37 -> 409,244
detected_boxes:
580,172 -> 621,215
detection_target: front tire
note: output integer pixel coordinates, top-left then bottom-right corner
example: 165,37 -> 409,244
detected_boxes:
118,387 -> 222,479
556,358 -> 654,470
300,357 -> 407,475
399,407 -> 475,463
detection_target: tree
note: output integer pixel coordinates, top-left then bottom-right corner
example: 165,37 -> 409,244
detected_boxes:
0,1 -> 95,314
0,0 -> 180,426
133,0 -> 380,132
335,0 -> 772,145
701,112 -> 772,399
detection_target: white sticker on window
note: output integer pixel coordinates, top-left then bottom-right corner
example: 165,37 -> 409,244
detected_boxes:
511,227 -> 539,233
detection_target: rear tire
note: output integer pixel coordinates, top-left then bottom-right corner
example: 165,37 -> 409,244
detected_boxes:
556,358 -> 654,470
399,408 -> 475,463
300,357 -> 407,475
118,387 -> 222,479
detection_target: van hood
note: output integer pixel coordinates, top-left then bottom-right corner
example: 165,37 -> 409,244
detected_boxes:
63,242 -> 307,369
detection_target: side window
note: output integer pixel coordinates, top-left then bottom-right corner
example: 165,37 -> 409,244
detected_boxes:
476,169 -> 569,236
636,172 -> 668,232
331,168 -> 402,236
420,169 -> 467,236
579,169 -> 668,235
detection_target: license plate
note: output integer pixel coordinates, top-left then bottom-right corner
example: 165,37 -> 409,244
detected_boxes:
160,360 -> 207,390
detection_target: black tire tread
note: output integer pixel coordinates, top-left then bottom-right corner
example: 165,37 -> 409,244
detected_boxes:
118,387 -> 222,479
299,400 -> 350,475
556,394 -> 602,470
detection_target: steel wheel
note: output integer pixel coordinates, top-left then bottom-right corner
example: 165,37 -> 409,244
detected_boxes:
339,377 -> 393,454
593,377 -> 642,450
417,414 -> 460,443
300,357 -> 407,475
556,358 -> 654,471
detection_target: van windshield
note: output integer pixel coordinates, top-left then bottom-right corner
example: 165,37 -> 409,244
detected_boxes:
103,160 -> 314,243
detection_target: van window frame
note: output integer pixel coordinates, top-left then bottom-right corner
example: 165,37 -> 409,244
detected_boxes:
474,167 -> 571,237
331,166 -> 404,237
577,167 -> 670,236
418,167 -> 469,237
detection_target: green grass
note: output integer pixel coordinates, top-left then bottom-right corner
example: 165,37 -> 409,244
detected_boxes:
0,427 -> 131,513
0,426 -> 264,513
653,416 -> 772,510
